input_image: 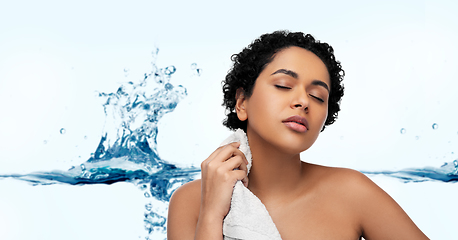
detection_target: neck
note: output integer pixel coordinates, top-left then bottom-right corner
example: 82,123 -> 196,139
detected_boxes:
246,129 -> 305,204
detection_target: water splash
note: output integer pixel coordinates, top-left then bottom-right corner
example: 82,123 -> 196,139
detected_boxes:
0,49 -> 201,238
362,160 -> 458,183
371,123 -> 458,183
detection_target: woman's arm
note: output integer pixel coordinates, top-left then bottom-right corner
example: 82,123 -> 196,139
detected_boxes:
167,142 -> 248,240
167,180 -> 202,240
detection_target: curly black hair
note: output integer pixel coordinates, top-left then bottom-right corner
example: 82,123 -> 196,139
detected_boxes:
222,30 -> 345,132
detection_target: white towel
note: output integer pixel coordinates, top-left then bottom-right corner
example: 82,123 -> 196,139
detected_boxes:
220,129 -> 282,240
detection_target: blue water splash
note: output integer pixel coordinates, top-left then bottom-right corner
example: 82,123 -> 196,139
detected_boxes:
364,123 -> 458,183
362,160 -> 458,183
0,49 -> 200,239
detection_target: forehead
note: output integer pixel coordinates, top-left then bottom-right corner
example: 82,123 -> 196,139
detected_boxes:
262,46 -> 330,85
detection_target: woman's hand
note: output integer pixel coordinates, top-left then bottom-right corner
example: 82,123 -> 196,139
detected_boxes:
193,142 -> 249,239
168,142 -> 249,240
199,141 -> 249,223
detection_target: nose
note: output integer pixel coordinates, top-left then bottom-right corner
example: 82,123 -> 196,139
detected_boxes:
291,89 -> 309,111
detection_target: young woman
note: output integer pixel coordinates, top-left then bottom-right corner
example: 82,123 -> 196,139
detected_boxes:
167,31 -> 429,240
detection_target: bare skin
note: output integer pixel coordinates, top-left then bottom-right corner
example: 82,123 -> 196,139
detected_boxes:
167,47 -> 429,240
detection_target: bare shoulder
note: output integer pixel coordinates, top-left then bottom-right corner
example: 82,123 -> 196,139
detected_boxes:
318,166 -> 405,213
304,163 -> 375,192
167,179 -> 201,240
168,179 -> 201,216
304,165 -> 383,211
170,179 -> 202,203
326,166 -> 379,193
306,164 -> 429,239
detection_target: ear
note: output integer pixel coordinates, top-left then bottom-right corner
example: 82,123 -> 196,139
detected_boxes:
235,88 -> 248,121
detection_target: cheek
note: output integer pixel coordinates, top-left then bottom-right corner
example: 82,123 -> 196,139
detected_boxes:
319,107 -> 329,128
246,95 -> 281,126
311,105 -> 328,130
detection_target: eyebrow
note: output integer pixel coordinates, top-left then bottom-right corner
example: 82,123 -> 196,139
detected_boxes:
271,69 -> 298,78
271,68 -> 330,92
311,80 -> 330,92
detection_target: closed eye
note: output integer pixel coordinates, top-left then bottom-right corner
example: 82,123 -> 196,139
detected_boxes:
310,95 -> 324,102
275,85 -> 291,89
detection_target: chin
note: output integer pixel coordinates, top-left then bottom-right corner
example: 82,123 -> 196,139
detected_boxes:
279,142 -> 314,155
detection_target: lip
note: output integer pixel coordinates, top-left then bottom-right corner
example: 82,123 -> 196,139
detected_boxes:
282,115 -> 309,133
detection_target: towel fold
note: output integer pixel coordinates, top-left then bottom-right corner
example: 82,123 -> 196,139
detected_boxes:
220,129 -> 282,240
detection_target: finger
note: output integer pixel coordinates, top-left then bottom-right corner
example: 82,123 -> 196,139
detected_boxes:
220,155 -> 248,173
227,155 -> 248,188
230,169 -> 249,187
220,156 -> 249,188
228,148 -> 249,166
237,157 -> 248,172
236,149 -> 249,166
201,145 -> 225,165
201,142 -> 237,167
241,175 -> 249,188
233,163 -> 249,188
204,142 -> 240,162
211,143 -> 245,164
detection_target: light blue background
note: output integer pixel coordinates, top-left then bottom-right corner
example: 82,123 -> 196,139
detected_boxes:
0,0 -> 457,239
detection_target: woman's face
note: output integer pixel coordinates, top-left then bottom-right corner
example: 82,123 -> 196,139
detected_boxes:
237,46 -> 330,155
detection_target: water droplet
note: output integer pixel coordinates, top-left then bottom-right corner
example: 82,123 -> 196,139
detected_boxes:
164,66 -> 176,75
432,123 -> 438,130
165,83 -> 173,90
151,48 -> 159,57
453,163 -> 458,175
400,128 -> 406,134
144,192 -> 151,198
145,203 -> 152,211
80,164 -> 86,171
60,128 -> 66,134
190,63 -> 201,76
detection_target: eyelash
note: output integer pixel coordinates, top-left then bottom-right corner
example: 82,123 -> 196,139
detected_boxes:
275,85 -> 291,89
275,85 -> 324,103
311,95 -> 324,103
